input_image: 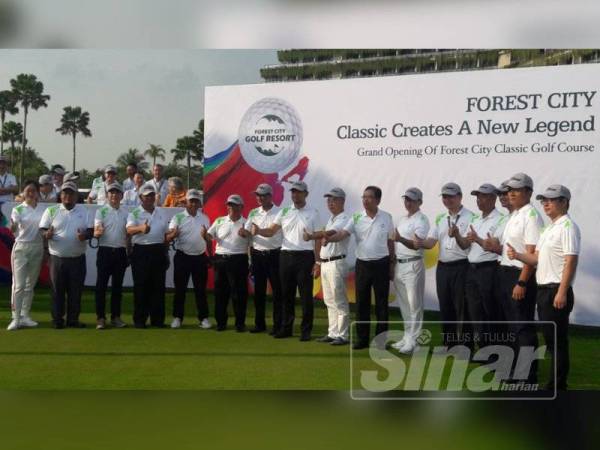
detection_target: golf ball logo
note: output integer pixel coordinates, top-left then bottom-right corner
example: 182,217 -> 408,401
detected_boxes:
238,97 -> 303,174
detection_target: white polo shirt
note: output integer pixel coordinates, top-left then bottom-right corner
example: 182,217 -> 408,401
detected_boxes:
39,190 -> 57,202
88,178 -> 108,205
499,203 -> 544,268
123,187 -> 142,207
536,214 -> 581,285
126,206 -> 169,246
245,205 -> 283,251
320,212 -> 351,259
207,215 -> 249,255
149,178 -> 169,206
466,209 -> 505,263
39,204 -> 92,257
395,210 -> 430,259
122,177 -> 135,192
343,209 -> 394,261
11,202 -> 43,244
273,204 -> 322,252
428,206 -> 476,263
0,172 -> 17,202
94,204 -> 128,248
169,209 -> 210,255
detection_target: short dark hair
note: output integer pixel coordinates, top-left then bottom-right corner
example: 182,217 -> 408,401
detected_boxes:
364,185 -> 382,201
127,162 -> 138,169
23,179 -> 40,191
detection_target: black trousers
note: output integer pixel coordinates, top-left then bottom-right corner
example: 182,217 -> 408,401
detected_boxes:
172,251 -> 209,321
279,250 -> 314,336
250,248 -> 282,331
355,257 -> 390,345
131,244 -> 168,327
95,246 -> 128,320
465,261 -> 500,347
213,254 -> 249,330
497,264 -> 538,382
537,284 -> 574,390
436,260 -> 470,347
49,254 -> 87,326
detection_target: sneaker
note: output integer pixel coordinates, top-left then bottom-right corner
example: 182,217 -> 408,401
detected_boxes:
199,318 -> 212,329
96,318 -> 106,330
19,316 -> 38,328
316,335 -> 335,343
391,338 -> 407,350
6,319 -> 19,331
111,317 -> 127,328
170,317 -> 182,329
398,342 -> 417,355
330,337 -> 349,346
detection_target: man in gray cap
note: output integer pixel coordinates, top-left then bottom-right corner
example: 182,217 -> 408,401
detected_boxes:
0,155 -> 18,203
506,184 -> 580,390
495,172 -> 544,383
391,187 -> 430,354
207,194 -> 250,331
166,189 -> 212,330
462,183 -> 506,349
421,182 -> 476,349
303,187 -> 351,345
39,181 -> 93,328
241,183 -> 283,334
93,182 -> 128,329
88,165 -> 118,205
252,181 -> 322,341
38,174 -> 57,202
50,164 -> 66,199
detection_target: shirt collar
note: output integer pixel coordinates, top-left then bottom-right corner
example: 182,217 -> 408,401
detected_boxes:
552,214 -> 569,225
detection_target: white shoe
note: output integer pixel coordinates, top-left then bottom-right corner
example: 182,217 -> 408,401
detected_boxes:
7,320 -> 20,331
170,317 -> 182,329
398,342 -> 417,355
19,316 -> 39,328
199,318 -> 212,329
392,338 -> 407,350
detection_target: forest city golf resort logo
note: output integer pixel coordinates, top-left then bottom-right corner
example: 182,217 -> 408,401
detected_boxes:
238,97 -> 303,174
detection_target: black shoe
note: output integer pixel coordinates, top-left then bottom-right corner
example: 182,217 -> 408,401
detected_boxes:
268,329 -> 278,336
353,341 -> 369,350
66,322 -> 86,328
274,331 -> 292,339
53,322 -> 65,329
299,334 -> 311,342
316,335 -> 335,343
250,327 -> 266,334
331,338 -> 349,346
151,323 -> 167,328
236,326 -> 247,333
134,323 -> 147,329
216,326 -> 227,332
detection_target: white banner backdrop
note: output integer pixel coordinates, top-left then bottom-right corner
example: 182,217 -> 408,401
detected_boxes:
204,64 -> 600,326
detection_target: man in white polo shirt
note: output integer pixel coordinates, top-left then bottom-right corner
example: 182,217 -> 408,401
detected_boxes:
50,164 -> 66,199
252,181 -> 321,341
304,187 -> 351,345
122,163 -> 138,192
241,183 -> 283,335
149,164 -> 169,206
166,189 -> 212,330
421,182 -> 476,349
0,156 -> 18,203
123,172 -> 145,208
93,182 -> 129,330
507,184 -> 580,390
88,165 -> 118,205
463,183 -> 506,349
126,183 -> 170,328
38,174 -> 57,202
391,187 -> 430,354
326,185 -> 395,350
207,194 -> 250,332
39,181 -> 93,328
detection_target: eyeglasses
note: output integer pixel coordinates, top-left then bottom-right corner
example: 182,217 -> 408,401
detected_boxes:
539,197 -> 564,204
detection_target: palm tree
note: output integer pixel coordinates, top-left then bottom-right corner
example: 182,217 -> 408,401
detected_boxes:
1,121 -> 23,168
116,147 -> 149,172
10,74 -> 50,187
56,106 -> 92,172
0,90 -> 19,156
193,119 -> 205,181
144,143 -> 166,167
171,135 -> 201,188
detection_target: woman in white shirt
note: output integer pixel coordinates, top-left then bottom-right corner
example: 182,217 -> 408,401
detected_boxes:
8,180 -> 44,330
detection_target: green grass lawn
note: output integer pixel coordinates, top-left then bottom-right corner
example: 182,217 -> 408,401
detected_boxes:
0,286 -> 598,390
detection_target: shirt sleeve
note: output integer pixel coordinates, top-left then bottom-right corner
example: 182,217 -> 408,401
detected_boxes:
10,207 -> 20,225
94,208 -> 103,226
330,214 -> 350,232
8,174 -> 17,187
168,215 -> 178,230
523,207 -> 543,246
39,208 -> 52,229
273,210 -> 284,226
562,221 -> 581,256
415,214 -> 430,239
342,216 -> 355,234
207,220 -> 218,238
386,214 -> 395,240
313,209 -> 323,231
126,211 -> 137,228
427,215 -> 441,240
86,209 -> 95,228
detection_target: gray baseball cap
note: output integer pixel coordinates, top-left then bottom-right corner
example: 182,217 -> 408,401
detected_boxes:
60,181 -> 78,192
104,164 -> 117,174
226,194 -> 244,205
254,183 -> 273,195
441,182 -> 462,196
290,181 -> 308,192
52,165 -> 65,175
139,183 -> 156,196
403,187 -> 423,201
506,172 -> 534,190
186,189 -> 203,201
471,183 -> 498,196
497,180 -> 511,194
536,184 -> 571,201
64,171 -> 80,182
324,187 -> 346,199
106,182 -> 123,193
39,174 -> 53,185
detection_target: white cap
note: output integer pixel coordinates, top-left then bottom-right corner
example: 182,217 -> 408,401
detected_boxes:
139,183 -> 156,196
104,164 -> 117,174
60,181 -> 78,192
226,194 -> 244,205
39,174 -> 53,185
51,165 -> 66,175
536,184 -> 571,201
186,189 -> 203,201
106,182 -> 123,193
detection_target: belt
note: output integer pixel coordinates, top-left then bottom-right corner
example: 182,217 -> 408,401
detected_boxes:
215,253 -> 247,259
438,259 -> 468,267
537,283 -> 561,290
397,256 -> 421,264
280,250 -> 313,254
499,264 -> 521,272
321,255 -> 345,263
251,248 -> 281,255
469,260 -> 498,269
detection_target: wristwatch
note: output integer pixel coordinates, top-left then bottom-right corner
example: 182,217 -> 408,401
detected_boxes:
516,280 -> 527,288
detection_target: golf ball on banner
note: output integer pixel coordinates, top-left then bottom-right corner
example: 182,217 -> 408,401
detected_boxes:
238,97 -> 303,174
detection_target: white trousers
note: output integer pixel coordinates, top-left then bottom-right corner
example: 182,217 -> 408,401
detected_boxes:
10,241 -> 44,319
320,259 -> 350,339
392,258 -> 425,345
